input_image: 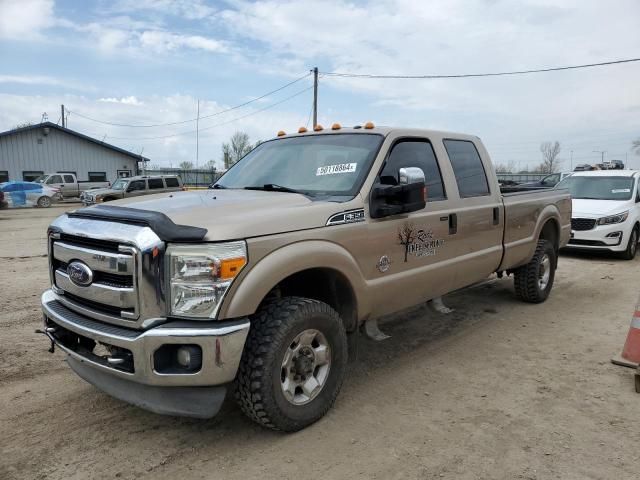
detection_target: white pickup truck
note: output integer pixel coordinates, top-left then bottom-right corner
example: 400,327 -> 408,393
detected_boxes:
33,173 -> 111,199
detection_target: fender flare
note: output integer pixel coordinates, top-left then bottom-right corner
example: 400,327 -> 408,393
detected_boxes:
219,240 -> 369,321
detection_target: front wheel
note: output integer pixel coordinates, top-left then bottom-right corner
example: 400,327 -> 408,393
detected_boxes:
235,297 -> 348,432
513,239 -> 556,303
620,226 -> 638,260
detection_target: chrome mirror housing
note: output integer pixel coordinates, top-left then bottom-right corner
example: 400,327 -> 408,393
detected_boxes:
399,167 -> 425,185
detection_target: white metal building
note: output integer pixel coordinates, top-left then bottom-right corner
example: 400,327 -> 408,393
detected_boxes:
0,122 -> 149,183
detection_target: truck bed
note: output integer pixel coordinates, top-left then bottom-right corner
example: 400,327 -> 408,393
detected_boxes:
499,187 -> 572,271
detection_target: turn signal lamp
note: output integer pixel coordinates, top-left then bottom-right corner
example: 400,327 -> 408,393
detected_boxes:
314,124 -> 324,131
364,121 -> 375,129
217,257 -> 247,280
331,123 -> 341,130
277,130 -> 286,137
298,126 -> 308,133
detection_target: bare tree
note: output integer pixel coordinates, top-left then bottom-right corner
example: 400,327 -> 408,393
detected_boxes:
179,161 -> 194,170
222,131 -> 253,169
397,222 -> 416,262
538,141 -> 562,173
632,138 -> 640,156
494,161 -> 516,173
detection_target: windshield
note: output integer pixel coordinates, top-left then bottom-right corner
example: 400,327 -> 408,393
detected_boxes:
556,176 -> 635,200
111,178 -> 128,190
32,175 -> 47,184
216,134 -> 384,198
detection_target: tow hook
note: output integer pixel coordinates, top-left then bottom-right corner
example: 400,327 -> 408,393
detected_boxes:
35,327 -> 57,353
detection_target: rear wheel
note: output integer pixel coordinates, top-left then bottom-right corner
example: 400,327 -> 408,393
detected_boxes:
620,225 -> 638,260
514,239 -> 556,303
235,297 -> 348,432
37,196 -> 51,208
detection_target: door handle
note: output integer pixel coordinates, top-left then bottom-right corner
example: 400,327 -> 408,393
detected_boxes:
493,207 -> 500,225
449,213 -> 457,235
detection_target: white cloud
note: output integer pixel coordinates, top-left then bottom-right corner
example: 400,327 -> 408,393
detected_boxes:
0,0 -> 54,39
99,96 -> 144,106
138,30 -> 227,53
107,0 -> 216,20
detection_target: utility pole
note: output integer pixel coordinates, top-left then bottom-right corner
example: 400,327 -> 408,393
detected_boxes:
570,150 -> 573,171
61,105 -> 65,128
196,99 -> 200,187
593,150 -> 606,165
312,67 -> 318,128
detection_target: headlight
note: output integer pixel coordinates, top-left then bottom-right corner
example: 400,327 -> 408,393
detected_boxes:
598,211 -> 629,225
167,241 -> 247,319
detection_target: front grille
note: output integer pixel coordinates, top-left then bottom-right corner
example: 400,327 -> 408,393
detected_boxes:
62,291 -> 135,318
571,218 -> 596,231
56,261 -> 133,288
59,233 -> 121,253
568,239 -> 607,246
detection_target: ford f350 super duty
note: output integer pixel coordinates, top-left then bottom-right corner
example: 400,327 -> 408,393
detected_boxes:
40,124 -> 571,431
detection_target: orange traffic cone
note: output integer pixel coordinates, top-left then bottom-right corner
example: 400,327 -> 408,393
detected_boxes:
612,305 -> 640,369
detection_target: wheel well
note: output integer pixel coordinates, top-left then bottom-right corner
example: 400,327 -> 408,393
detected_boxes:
261,268 -> 357,332
539,219 -> 559,252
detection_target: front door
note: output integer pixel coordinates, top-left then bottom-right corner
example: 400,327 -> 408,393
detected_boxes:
363,138 -> 457,317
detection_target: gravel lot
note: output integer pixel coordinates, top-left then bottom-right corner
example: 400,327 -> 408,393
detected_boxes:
1,206 -> 640,480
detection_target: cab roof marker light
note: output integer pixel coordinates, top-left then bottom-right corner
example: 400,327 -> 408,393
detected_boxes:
314,124 -> 324,131
364,121 -> 375,129
298,126 -> 308,133
331,123 -> 341,130
277,130 -> 286,137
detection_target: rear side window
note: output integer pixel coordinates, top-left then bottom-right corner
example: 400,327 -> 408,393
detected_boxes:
380,139 -> 446,202
148,178 -> 164,189
164,177 -> 180,188
63,175 -> 75,183
443,140 -> 490,197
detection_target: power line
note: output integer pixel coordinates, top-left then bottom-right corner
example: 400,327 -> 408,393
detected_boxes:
68,72 -> 311,128
321,57 -> 640,79
104,86 -> 313,141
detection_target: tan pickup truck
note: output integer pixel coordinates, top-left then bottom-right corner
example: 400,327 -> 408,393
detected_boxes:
40,125 -> 571,431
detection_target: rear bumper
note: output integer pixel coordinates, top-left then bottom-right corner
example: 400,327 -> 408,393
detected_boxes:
41,289 -> 250,417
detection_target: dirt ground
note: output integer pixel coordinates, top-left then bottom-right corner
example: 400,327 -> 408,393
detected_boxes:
1,205 -> 640,480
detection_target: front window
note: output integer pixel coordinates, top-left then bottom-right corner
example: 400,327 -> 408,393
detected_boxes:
111,179 -> 128,190
557,176 -> 635,200
216,134 -> 384,198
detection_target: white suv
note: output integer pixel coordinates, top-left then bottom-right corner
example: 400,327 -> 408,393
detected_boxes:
557,170 -> 640,259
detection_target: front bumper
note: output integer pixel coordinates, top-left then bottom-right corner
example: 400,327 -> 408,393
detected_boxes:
567,220 -> 627,251
41,289 -> 250,417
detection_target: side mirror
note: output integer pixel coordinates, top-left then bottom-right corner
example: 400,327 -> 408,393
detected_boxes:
370,167 -> 426,218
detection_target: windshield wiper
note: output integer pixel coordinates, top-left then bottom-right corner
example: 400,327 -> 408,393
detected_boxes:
244,184 -> 307,195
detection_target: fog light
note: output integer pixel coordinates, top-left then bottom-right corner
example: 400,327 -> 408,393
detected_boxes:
154,344 -> 202,373
177,345 -> 202,369
606,231 -> 622,238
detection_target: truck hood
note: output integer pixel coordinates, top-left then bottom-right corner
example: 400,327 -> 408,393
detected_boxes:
572,198 -> 631,218
86,188 -> 120,196
108,189 -> 355,241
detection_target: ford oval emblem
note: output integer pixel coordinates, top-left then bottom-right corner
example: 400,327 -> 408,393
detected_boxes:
67,261 -> 94,287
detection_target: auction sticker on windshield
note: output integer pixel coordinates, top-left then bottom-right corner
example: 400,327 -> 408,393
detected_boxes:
316,163 -> 357,176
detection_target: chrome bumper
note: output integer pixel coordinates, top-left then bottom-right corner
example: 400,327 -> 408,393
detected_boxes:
41,289 -> 250,388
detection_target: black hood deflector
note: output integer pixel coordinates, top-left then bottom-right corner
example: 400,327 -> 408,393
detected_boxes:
68,205 -> 208,242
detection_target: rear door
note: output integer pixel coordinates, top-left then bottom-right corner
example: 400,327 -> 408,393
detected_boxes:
61,174 -> 76,196
441,139 -> 503,290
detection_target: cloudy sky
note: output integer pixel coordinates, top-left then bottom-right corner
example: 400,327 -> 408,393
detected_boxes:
1,0 -> 639,170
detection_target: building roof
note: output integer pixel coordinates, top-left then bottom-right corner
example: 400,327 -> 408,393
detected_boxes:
0,122 -> 150,162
